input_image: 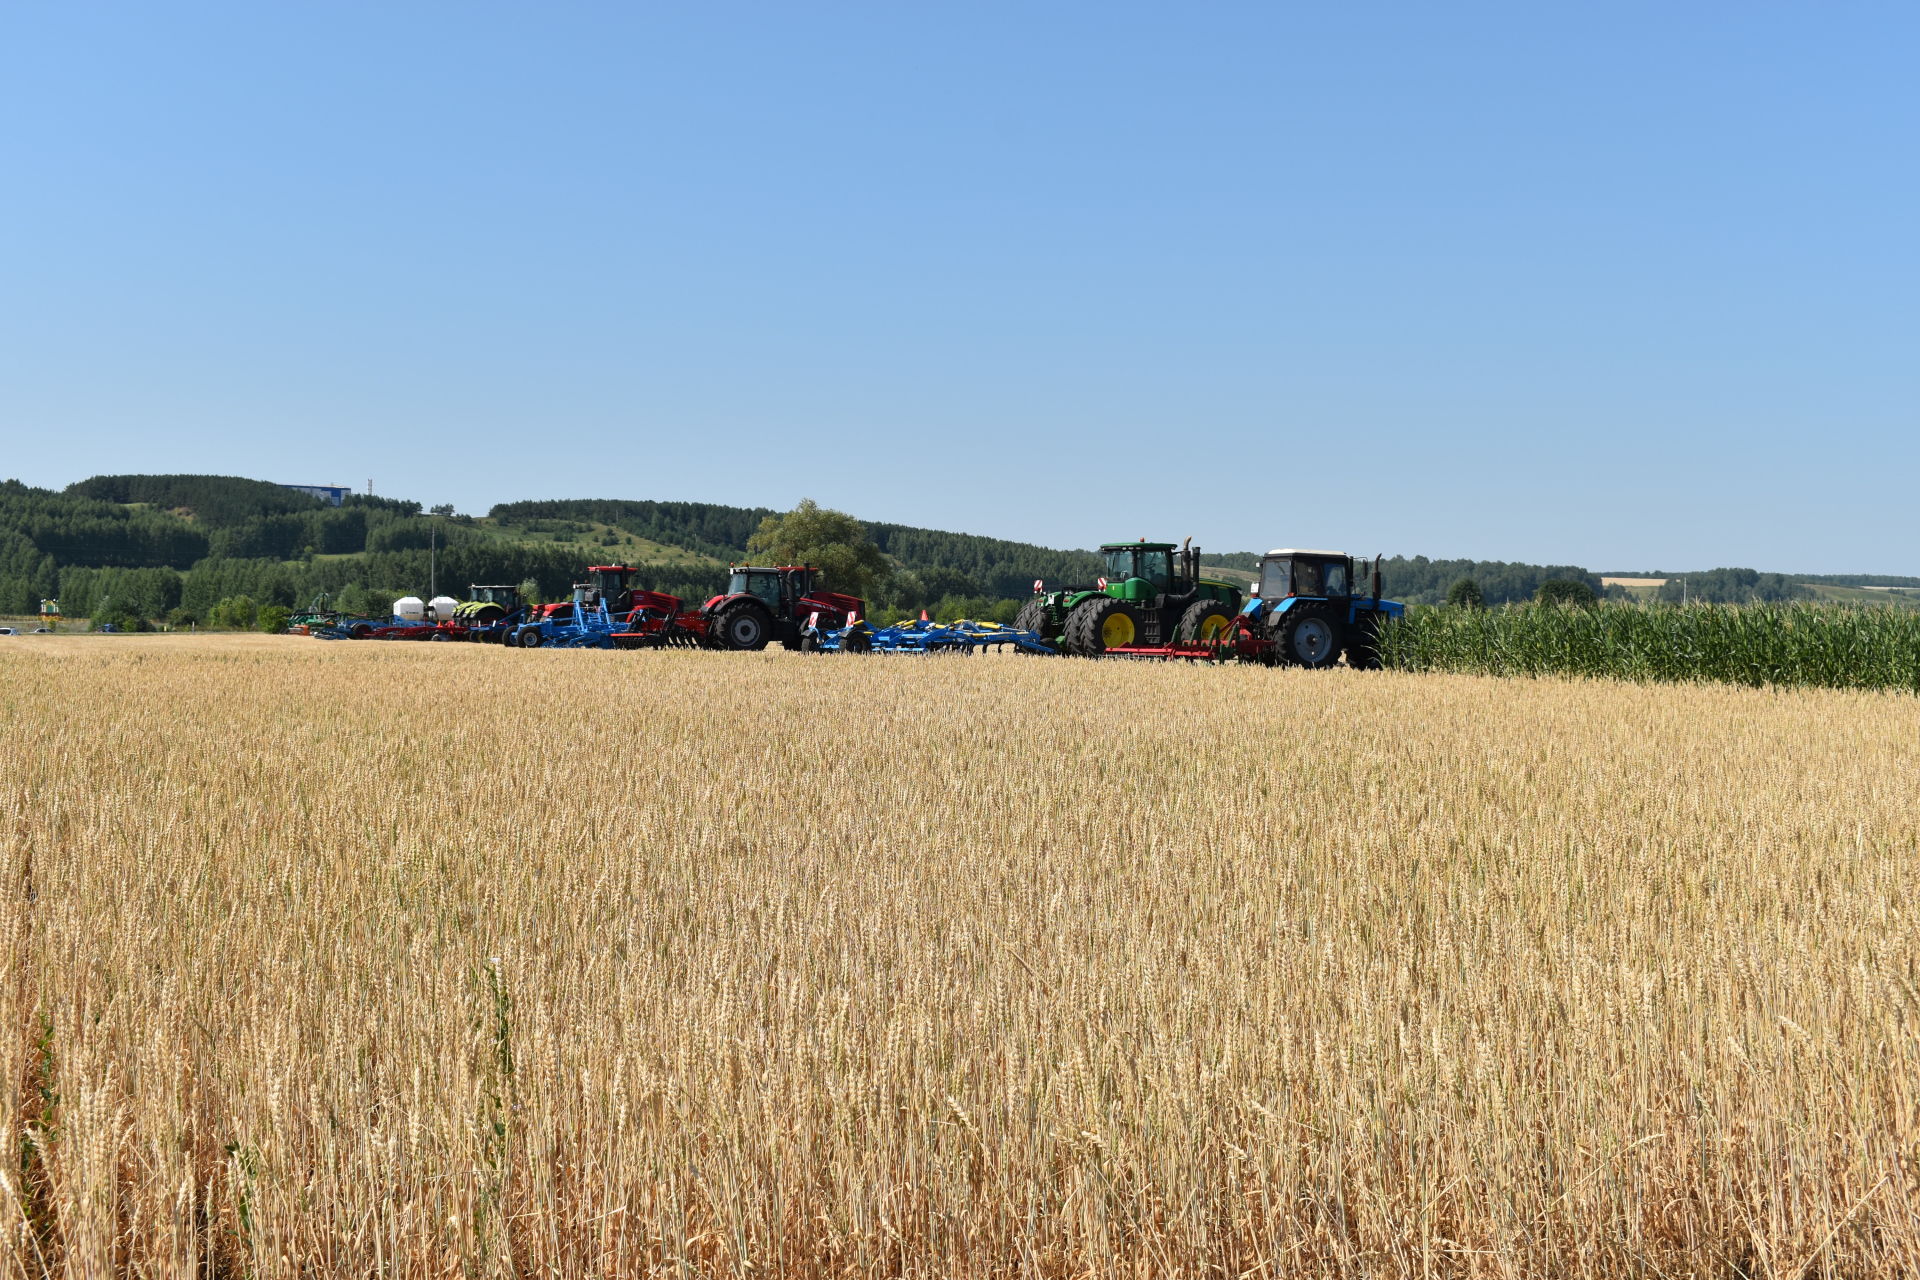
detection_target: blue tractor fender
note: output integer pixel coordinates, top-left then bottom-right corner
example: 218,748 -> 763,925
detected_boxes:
1240,596 -> 1313,622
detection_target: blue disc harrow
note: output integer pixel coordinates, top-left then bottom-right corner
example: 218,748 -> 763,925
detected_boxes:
812,617 -> 1056,655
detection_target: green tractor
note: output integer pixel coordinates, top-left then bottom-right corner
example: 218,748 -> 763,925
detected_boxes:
1015,539 -> 1243,657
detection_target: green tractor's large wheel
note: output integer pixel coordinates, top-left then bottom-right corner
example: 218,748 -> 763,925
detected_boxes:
1064,597 -> 1143,657
1275,604 -> 1341,669
711,600 -> 774,651
1175,599 -> 1236,648
1346,610 -> 1385,670
1013,598 -> 1052,639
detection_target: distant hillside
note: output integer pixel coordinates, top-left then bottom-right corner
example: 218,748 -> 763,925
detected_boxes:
68,474 -> 328,525
490,498 -> 1107,600
3,472 -> 1908,625
0,477 -> 1111,625
1205,551 -> 1602,607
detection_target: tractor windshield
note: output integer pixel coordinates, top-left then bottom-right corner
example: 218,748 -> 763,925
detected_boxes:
1103,549 -> 1137,583
731,571 -> 781,605
1141,550 -> 1172,590
1324,560 -> 1350,596
1259,559 -> 1291,598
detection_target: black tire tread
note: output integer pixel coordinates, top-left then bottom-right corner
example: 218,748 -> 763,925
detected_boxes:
1174,599 -> 1235,646
1346,610 -> 1385,669
1063,597 -> 1140,657
711,599 -> 773,651
1275,603 -> 1341,668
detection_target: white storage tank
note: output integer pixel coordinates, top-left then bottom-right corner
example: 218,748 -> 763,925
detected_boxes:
428,595 -> 460,621
393,595 -> 426,622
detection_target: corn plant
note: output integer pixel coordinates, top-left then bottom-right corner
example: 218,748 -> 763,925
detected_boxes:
1381,599 -> 1920,691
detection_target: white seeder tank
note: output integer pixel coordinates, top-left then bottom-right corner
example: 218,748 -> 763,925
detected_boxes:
393,596 -> 426,622
428,595 -> 460,621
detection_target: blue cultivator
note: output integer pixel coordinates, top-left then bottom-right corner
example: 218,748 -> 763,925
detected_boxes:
811,617 -> 1056,655
510,597 -> 626,649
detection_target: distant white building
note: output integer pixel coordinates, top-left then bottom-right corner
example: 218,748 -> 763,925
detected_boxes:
282,483 -> 350,506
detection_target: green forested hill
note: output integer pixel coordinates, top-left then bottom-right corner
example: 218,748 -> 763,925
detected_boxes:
492,499 -> 1109,602
3,473 -> 1900,627
0,477 -> 1112,625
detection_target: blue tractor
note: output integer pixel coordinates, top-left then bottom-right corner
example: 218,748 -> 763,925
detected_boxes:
1237,549 -> 1404,669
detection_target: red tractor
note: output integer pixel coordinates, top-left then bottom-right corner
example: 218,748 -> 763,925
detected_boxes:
514,562 -> 863,652
530,565 -> 645,625
699,565 -> 863,651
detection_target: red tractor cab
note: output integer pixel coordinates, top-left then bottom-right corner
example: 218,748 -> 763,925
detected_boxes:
534,565 -> 642,624
703,565 -> 863,651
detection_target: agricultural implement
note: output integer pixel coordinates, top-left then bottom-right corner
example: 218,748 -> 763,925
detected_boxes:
508,593 -> 633,648
526,565 -> 644,626
285,594 -> 339,636
309,613 -> 401,639
808,617 -> 1056,655
1016,538 -> 1243,658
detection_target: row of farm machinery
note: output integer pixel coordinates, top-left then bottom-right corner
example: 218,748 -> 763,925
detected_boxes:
294,540 -> 1405,669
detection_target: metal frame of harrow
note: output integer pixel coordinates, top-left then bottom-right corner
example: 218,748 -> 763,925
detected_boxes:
814,618 -> 1057,655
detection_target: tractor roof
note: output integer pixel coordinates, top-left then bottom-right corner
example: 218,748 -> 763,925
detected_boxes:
587,564 -> 636,573
1099,541 -> 1178,552
1265,548 -> 1349,558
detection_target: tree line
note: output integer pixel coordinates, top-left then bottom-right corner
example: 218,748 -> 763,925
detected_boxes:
7,474 -> 1905,629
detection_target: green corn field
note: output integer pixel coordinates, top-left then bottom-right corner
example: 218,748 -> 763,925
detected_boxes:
1380,600 -> 1920,691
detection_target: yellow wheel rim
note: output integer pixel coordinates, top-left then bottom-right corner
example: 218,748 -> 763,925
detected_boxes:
1101,612 -> 1136,647
1197,614 -> 1231,642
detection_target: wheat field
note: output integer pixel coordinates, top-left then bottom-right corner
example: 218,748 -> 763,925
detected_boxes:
2,635 -> 1917,1278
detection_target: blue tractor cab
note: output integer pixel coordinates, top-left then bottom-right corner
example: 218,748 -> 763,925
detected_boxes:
1239,549 -> 1404,668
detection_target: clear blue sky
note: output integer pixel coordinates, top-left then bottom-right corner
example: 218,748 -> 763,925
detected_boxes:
3,4 -> 1915,572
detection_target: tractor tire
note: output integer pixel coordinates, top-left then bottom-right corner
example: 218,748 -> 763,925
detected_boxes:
1346,611 -> 1385,670
349,622 -> 372,639
1174,599 -> 1236,648
1064,597 -> 1143,657
840,629 -> 872,655
781,636 -> 805,652
429,631 -> 450,642
1274,604 -> 1341,669
710,600 -> 773,651
1013,599 -> 1052,638
520,629 -> 544,649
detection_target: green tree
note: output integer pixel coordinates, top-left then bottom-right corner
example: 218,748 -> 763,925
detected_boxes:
744,499 -> 891,602
1446,577 -> 1485,609
1537,578 -> 1598,607
258,604 -> 292,633
208,595 -> 259,629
